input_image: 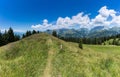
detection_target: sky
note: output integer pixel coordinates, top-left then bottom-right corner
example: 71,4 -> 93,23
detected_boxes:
0,0 -> 120,32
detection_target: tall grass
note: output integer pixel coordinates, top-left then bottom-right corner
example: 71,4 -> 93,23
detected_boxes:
0,33 -> 49,77
51,43 -> 120,77
0,33 -> 120,77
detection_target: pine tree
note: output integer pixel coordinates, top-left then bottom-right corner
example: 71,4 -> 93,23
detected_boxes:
2,30 -> 8,45
26,30 -> 32,37
14,35 -> 20,41
95,38 -> 98,44
22,34 -> 26,38
0,30 -> 3,46
7,27 -> 15,43
52,30 -> 57,37
32,30 -> 37,34
112,38 -> 116,45
37,31 -> 40,33
79,38 -> 83,49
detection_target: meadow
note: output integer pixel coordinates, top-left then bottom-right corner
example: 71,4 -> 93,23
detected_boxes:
0,33 -> 120,77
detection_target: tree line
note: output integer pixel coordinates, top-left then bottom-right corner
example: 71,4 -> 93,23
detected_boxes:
22,30 -> 40,38
0,27 -> 20,46
52,30 -> 120,46
1,28 -> 120,47
58,34 -> 120,46
0,28 -> 40,47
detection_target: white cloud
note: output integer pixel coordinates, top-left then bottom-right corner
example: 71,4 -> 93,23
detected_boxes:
56,13 -> 90,28
56,17 -> 70,28
98,6 -> 116,17
32,13 -> 90,30
90,6 -> 117,28
43,19 -> 48,23
31,19 -> 53,30
31,6 -> 120,30
71,13 -> 90,28
111,15 -> 120,25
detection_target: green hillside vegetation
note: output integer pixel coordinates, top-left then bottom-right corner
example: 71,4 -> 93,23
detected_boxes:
103,38 -> 120,45
0,33 -> 120,77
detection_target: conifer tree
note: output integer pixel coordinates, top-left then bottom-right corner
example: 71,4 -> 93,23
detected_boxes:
79,38 -> 83,49
52,30 -> 57,37
0,30 -> 3,46
2,30 -> 8,45
32,30 -> 37,34
26,30 -> 32,37
14,35 -> 20,41
22,34 -> 26,38
7,27 -> 15,43
112,38 -> 116,45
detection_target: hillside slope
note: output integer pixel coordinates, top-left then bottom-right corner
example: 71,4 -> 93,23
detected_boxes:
0,33 -> 120,77
102,38 -> 120,45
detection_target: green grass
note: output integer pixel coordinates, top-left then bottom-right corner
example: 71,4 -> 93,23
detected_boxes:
103,38 -> 120,45
0,33 -> 120,77
0,33 -> 49,77
52,43 -> 120,77
86,45 -> 120,54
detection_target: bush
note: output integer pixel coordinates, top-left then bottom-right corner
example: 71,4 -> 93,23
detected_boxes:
52,30 -> 57,37
79,39 -> 83,49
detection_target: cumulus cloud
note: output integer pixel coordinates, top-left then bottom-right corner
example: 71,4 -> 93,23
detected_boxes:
99,6 -> 116,17
31,19 -> 53,30
90,6 -> 117,28
111,15 -> 120,26
31,6 -> 120,30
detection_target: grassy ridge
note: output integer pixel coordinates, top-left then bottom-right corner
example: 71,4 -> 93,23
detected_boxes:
0,33 -> 120,77
0,33 -> 49,77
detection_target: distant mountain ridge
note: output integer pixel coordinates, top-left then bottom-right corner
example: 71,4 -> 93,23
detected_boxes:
45,26 -> 120,38
14,32 -> 24,37
14,26 -> 120,38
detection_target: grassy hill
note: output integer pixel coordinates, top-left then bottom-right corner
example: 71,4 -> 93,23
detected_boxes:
0,33 -> 120,77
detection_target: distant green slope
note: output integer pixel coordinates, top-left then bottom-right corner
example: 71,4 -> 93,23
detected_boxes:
52,44 -> 120,77
102,38 -> 120,45
0,33 -> 120,77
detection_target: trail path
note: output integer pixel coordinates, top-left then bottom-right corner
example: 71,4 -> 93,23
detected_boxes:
43,39 -> 54,77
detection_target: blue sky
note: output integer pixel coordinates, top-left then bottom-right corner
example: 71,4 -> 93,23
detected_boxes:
0,0 -> 120,32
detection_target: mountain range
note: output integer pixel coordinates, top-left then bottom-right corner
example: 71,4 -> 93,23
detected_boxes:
15,26 -> 120,38
45,26 -> 120,38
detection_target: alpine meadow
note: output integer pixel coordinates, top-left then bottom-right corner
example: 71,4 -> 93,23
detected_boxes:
1,0 -> 120,77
